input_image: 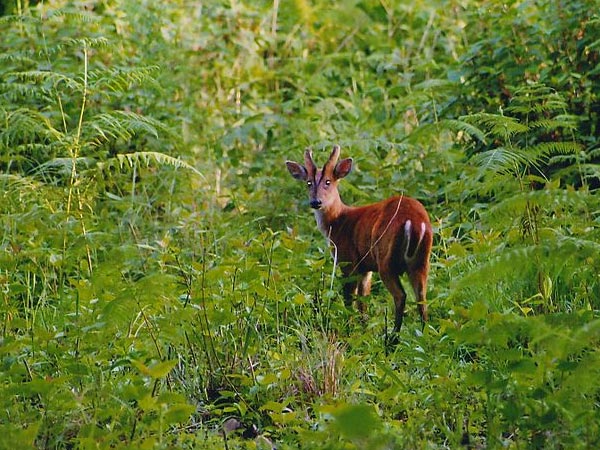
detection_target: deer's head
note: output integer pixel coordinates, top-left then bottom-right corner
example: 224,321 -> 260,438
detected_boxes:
286,145 -> 353,211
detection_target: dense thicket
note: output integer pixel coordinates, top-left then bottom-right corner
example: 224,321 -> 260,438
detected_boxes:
1,1 -> 599,448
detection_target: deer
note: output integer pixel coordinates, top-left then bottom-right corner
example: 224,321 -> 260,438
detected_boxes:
285,145 -> 433,333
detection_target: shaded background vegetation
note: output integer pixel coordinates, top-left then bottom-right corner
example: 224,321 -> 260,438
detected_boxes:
1,0 -> 599,448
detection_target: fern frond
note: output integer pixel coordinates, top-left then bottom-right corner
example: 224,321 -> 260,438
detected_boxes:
0,82 -> 54,102
588,147 -> 600,158
461,113 -> 529,139
46,8 -> 99,24
85,111 -> 169,144
529,141 -> 582,160
0,53 -> 36,66
471,146 -> 528,174
528,119 -> 578,131
0,108 -> 63,145
506,100 -> 569,115
32,157 -> 98,179
89,66 -> 160,93
548,153 -> 585,166
454,235 -> 600,296
7,70 -> 82,91
65,37 -> 110,50
578,164 -> 600,183
511,82 -> 555,97
505,85 -> 569,119
20,37 -> 111,62
441,119 -> 487,143
0,173 -> 41,192
113,151 -> 205,179
488,188 -> 591,219
0,14 -> 41,26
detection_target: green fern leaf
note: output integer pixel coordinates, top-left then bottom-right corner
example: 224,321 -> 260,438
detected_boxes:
471,146 -> 528,174
32,157 -> 97,180
65,37 -> 111,50
89,66 -> 160,93
0,14 -> 40,26
462,112 -> 530,139
7,70 -> 82,91
529,141 -> 582,159
453,236 -> 600,301
113,151 -> 205,179
85,111 -> 169,143
441,119 -> 487,143
528,119 -> 578,131
488,188 -> 590,220
46,8 -> 99,25
0,108 -> 63,145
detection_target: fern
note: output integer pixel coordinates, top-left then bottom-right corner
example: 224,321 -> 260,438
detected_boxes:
440,119 -> 487,144
471,146 -> 530,175
0,53 -> 36,66
85,111 -> 169,145
0,173 -> 42,196
528,118 -> 578,131
453,234 -> 600,310
451,82 -> 595,313
0,13 -> 39,26
504,83 -> 569,114
44,8 -> 100,24
0,108 -> 62,145
461,83 -> 584,183
489,187 -> 591,218
577,164 -> 600,185
6,70 -> 82,92
473,141 -> 582,177
32,157 -> 98,181
462,112 -> 530,139
89,66 -> 161,93
65,37 -> 111,50
112,151 -> 205,179
529,141 -> 582,159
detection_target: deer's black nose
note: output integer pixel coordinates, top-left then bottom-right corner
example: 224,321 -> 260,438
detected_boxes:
310,199 -> 322,209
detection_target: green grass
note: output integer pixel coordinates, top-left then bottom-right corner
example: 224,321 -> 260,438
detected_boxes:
1,0 -> 599,448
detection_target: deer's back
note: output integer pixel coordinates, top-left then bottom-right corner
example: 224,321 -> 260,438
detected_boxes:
331,195 -> 431,273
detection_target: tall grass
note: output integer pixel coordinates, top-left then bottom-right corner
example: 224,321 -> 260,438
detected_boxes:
1,0 -> 598,448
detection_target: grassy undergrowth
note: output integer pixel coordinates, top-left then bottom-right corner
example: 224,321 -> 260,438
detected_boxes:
1,0 -> 599,448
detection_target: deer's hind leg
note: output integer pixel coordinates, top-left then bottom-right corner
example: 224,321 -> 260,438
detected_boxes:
408,267 -> 428,328
379,270 -> 408,332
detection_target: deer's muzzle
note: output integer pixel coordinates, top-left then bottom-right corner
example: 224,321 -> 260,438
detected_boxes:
310,199 -> 322,209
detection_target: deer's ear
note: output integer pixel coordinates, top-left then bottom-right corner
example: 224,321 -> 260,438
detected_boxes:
286,161 -> 308,181
334,158 -> 353,179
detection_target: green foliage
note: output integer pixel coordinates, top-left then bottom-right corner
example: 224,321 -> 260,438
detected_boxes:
1,0 -> 599,448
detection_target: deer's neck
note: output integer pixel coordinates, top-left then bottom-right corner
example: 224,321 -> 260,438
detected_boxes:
313,201 -> 348,238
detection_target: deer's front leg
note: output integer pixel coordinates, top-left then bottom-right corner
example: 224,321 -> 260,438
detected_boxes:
342,276 -> 358,309
356,271 -> 373,317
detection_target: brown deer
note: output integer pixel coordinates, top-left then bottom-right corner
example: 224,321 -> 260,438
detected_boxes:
286,145 -> 432,332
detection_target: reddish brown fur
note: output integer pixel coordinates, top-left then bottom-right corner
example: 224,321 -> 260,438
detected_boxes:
286,145 -> 433,332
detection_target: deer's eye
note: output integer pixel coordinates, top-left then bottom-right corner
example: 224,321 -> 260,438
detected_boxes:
307,181 -> 312,187
325,179 -> 331,186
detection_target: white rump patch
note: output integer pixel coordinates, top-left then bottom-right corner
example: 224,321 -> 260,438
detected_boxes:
403,220 -> 412,260
419,222 -> 426,243
404,221 -> 427,261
